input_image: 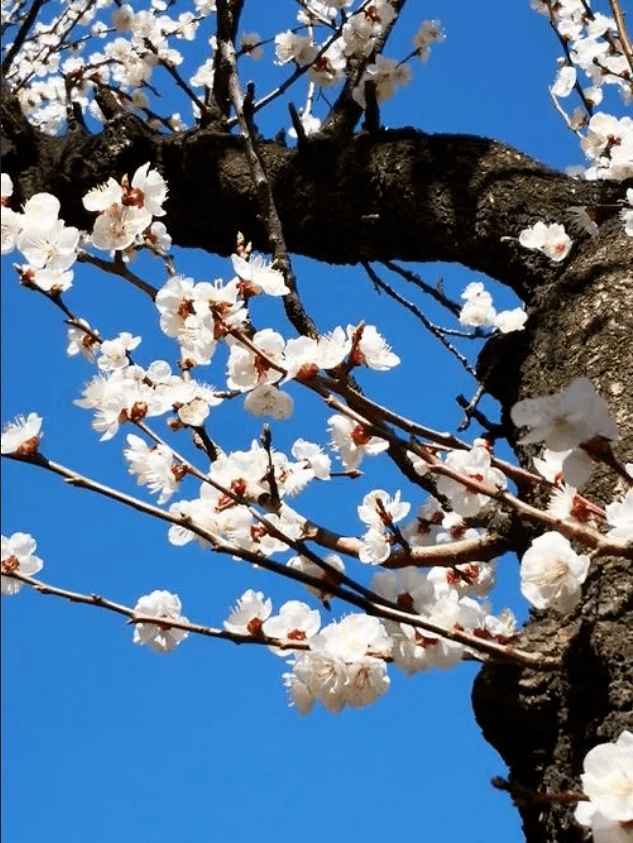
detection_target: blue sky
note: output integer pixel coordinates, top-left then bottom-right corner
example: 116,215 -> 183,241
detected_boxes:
2,2 -> 622,842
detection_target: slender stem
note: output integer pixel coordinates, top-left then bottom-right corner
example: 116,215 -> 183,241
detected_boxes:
77,252 -> 158,299
3,451 -> 562,667
3,571 -> 310,651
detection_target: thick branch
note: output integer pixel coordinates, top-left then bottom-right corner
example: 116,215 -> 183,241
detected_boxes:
2,80 -> 628,300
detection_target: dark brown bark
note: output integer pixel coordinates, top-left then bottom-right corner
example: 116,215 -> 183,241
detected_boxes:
474,261 -> 633,842
2,78 -> 632,842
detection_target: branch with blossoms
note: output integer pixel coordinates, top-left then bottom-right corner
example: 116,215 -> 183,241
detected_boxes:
0,515 -> 561,673
2,3 -> 632,738
1,570 -> 314,653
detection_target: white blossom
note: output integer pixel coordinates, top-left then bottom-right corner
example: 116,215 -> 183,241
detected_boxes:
97,332 -> 141,371
551,64 -> 576,97
436,445 -> 507,517
231,252 -> 289,296
226,329 -> 286,392
132,590 -> 189,653
1,532 -> 44,596
519,221 -> 573,262
520,531 -> 590,613
244,384 -> 294,420
605,490 -> 633,542
358,489 -> 410,530
129,163 -> 168,217
224,589 -> 272,635
262,600 -> 320,655
1,412 -> 43,455
17,219 -> 80,272
328,413 -> 388,470
494,307 -> 528,333
284,614 -> 391,714
511,377 -> 617,451
124,433 -> 182,503
290,439 -> 331,480
575,730 -> 633,842
67,320 -> 99,361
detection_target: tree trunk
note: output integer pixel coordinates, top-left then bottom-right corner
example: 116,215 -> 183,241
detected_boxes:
2,81 -> 632,843
474,235 -> 633,842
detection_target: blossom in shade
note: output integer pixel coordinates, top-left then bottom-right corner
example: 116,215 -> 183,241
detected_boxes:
244,384 -> 294,420
621,188 -> 633,237
413,19 -> 444,62
240,31 -> 263,60
575,730 -> 633,842
511,377 -> 617,451
494,307 -> 528,333
132,590 -> 189,653
352,56 -> 412,107
605,490 -> 633,541
459,282 -> 496,328
533,446 -> 595,488
1,532 -> 44,595
520,531 -> 590,613
1,412 -> 43,455
519,221 -> 573,262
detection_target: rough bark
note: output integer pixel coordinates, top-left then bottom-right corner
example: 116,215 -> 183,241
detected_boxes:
2,79 -> 632,843
474,256 -> 633,842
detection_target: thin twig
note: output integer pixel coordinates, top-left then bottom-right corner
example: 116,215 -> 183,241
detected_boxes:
381,261 -> 463,317
362,262 -> 477,377
221,21 -> 318,338
77,252 -> 158,299
3,571 -> 311,651
3,451 -> 562,667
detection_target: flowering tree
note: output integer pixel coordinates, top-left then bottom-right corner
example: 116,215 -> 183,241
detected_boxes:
1,2 -> 632,842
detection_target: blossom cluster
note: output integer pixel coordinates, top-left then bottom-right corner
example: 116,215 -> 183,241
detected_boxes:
459,282 -> 528,332
82,162 -> 169,254
1,174 -> 80,292
532,0 -> 633,181
220,571 -> 515,715
512,376 -> 618,492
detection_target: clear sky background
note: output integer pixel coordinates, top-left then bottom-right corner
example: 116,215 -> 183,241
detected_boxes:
1,2 -> 622,842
